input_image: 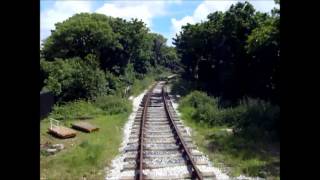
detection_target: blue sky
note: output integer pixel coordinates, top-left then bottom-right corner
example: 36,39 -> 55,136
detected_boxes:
40,0 -> 278,46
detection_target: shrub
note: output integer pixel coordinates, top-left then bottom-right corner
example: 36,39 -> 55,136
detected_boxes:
179,91 -> 279,139
94,95 -> 132,115
180,91 -> 218,109
105,71 -> 123,95
192,102 -> 221,125
41,56 -> 107,102
180,91 -> 222,125
234,98 -> 280,139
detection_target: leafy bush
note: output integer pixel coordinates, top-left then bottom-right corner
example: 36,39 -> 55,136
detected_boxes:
94,95 -> 132,115
170,78 -> 198,97
41,55 -> 107,101
179,91 -> 279,139
105,71 -> 123,95
233,99 -> 280,139
50,100 -> 103,120
180,91 -> 223,125
180,91 -> 218,109
192,102 -> 221,125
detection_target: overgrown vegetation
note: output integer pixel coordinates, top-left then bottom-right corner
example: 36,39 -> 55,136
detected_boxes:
40,89 -> 134,179
174,1 -> 280,104
170,3 -> 280,144
178,90 -> 280,140
40,13 -> 178,102
40,12 -> 174,179
176,88 -> 280,179
177,115 -> 280,179
40,1 -> 280,179
49,100 -> 103,120
40,112 -> 129,179
94,95 -> 132,115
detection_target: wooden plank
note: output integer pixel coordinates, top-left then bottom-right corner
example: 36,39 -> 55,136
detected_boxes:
48,126 -> 76,139
71,121 -> 99,133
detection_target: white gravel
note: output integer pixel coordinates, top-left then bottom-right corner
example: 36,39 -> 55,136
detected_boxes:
105,83 -> 264,180
105,89 -> 148,180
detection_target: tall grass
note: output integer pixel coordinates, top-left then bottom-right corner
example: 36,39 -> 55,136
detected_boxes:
40,114 -> 129,180
94,95 -> 132,115
50,100 -> 104,120
178,90 -> 280,178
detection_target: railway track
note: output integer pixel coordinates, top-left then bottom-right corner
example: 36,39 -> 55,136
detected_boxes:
117,81 -> 217,180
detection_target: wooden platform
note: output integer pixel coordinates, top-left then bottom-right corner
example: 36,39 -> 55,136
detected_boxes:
48,126 -> 77,139
71,121 -> 99,133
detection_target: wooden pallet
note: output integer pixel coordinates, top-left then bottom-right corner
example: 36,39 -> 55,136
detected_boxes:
71,121 -> 99,133
48,126 -> 77,138
48,118 -> 77,138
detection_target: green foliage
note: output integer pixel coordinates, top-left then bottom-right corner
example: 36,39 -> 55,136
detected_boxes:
79,140 -> 104,165
178,107 -> 280,179
170,78 -> 198,96
41,56 -> 107,101
246,17 -> 280,102
50,100 -> 103,120
174,1 -> 280,104
122,63 -> 136,86
41,113 -> 129,180
179,91 -> 223,126
42,13 -> 175,77
94,95 -> 132,115
129,75 -> 154,96
41,13 -> 178,103
234,99 -> 280,139
104,71 -> 122,95
180,91 -> 217,109
42,13 -> 119,61
179,91 -> 279,139
177,91 -> 279,176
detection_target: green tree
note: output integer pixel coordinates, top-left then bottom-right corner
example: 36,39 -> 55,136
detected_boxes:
42,13 -> 119,62
174,1 -> 280,103
41,56 -> 107,102
246,3 -> 280,103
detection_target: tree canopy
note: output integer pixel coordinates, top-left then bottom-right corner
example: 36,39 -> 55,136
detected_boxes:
40,13 -> 178,101
174,2 -> 280,104
41,13 -> 176,75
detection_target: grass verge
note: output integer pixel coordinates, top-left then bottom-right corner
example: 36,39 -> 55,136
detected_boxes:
168,78 -> 280,179
41,96 -> 132,180
40,112 -> 129,180
40,70 -> 168,180
178,106 -> 279,179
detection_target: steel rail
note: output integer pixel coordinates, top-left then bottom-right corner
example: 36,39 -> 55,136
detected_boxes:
162,84 -> 204,180
136,83 -> 157,180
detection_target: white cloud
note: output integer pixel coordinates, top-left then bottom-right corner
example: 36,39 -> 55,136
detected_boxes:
250,0 -> 279,13
95,1 -> 168,28
40,1 -> 93,45
169,0 -> 277,46
169,1 -> 237,45
171,16 -> 194,36
40,0 -> 178,47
